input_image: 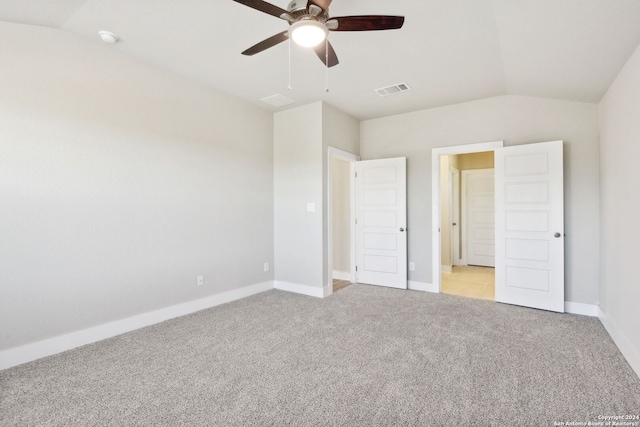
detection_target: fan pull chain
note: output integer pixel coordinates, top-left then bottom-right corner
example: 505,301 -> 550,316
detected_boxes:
287,37 -> 292,91
324,38 -> 329,93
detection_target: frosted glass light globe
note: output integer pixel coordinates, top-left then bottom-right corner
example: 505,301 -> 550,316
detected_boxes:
290,20 -> 328,47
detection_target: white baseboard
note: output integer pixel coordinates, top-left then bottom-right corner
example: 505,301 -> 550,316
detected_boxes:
564,301 -> 599,316
598,307 -> 640,379
274,281 -> 325,298
323,285 -> 332,298
0,281 -> 274,371
332,270 -> 351,281
441,265 -> 452,274
408,281 -> 439,293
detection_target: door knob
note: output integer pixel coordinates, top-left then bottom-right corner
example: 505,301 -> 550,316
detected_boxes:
399,228 -> 405,232
554,232 -> 562,238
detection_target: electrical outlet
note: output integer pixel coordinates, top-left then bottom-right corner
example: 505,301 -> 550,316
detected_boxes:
409,262 -> 415,271
197,275 -> 204,286
264,262 -> 269,272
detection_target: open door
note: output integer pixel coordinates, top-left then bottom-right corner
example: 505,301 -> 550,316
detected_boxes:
355,158 -> 407,289
495,141 -> 564,312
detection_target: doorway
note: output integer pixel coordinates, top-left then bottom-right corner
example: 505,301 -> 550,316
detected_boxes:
439,152 -> 496,300
433,140 -> 565,312
328,150 -> 408,293
431,141 -> 504,298
327,147 -> 359,295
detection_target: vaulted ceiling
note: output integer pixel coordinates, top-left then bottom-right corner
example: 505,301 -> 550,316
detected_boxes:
2,0 -> 640,120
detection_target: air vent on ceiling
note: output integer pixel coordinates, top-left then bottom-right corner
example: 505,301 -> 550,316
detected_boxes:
260,94 -> 295,107
375,82 -> 411,97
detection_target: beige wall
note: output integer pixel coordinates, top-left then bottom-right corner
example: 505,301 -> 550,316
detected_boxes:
274,102 -> 359,293
274,103 -> 324,288
361,95 -> 600,305
322,104 -> 360,288
598,42 -> 640,376
0,23 -> 274,350
457,151 -> 494,170
331,158 -> 351,274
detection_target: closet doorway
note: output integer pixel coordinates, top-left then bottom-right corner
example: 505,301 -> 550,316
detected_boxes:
433,142 -> 502,301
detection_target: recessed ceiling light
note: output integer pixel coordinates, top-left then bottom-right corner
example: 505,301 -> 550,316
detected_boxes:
98,31 -> 119,44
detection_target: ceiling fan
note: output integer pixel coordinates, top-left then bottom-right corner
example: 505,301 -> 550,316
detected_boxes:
233,0 -> 405,67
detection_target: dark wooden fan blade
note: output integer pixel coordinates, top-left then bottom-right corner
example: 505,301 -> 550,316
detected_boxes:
242,31 -> 289,56
307,0 -> 332,12
313,40 -> 339,68
327,15 -> 405,31
233,0 -> 289,19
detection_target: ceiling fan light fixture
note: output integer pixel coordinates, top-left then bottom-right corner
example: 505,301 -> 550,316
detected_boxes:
289,20 -> 328,47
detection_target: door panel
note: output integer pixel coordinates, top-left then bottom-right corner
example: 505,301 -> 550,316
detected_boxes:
464,169 -> 495,267
355,158 -> 407,289
495,141 -> 564,312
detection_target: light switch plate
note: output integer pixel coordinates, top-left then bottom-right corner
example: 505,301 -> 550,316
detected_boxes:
307,202 -> 316,212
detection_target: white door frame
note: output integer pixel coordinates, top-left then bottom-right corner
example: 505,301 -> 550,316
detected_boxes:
327,146 -> 360,295
432,141 -> 504,292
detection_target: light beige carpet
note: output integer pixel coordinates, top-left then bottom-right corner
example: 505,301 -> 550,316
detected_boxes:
1,284 -> 639,426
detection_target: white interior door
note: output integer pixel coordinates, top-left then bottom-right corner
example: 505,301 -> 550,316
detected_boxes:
495,141 -> 564,312
355,158 -> 407,289
464,169 -> 495,267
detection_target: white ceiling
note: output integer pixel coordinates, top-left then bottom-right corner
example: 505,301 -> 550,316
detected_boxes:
2,0 -> 640,120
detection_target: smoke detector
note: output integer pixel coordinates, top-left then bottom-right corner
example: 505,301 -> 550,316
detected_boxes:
98,31 -> 119,44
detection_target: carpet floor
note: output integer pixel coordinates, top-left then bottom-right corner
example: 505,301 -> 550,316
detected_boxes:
1,284 -> 639,426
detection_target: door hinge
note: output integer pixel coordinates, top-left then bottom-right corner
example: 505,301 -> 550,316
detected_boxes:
355,218 -> 358,225
355,172 -> 358,178
355,266 -> 358,272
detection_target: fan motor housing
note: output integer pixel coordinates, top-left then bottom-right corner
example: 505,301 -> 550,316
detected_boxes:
287,1 -> 329,22
287,1 -> 306,12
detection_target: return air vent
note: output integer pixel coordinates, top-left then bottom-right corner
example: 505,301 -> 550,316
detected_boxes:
260,93 -> 295,107
375,82 -> 411,97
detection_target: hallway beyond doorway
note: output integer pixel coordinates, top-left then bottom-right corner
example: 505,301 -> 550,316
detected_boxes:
442,266 -> 495,301
332,279 -> 352,293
